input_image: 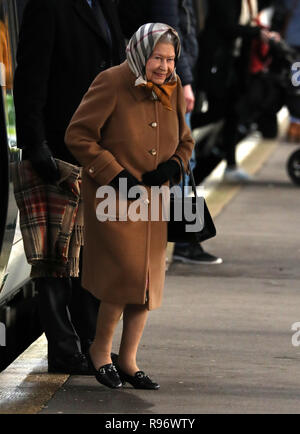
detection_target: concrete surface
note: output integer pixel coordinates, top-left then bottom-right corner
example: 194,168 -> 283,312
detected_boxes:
39,141 -> 300,414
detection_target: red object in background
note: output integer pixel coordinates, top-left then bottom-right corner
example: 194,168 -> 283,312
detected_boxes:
250,38 -> 271,74
249,16 -> 272,74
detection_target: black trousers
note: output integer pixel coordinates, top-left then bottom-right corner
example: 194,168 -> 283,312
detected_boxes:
207,80 -> 242,168
36,276 -> 99,362
192,95 -> 240,167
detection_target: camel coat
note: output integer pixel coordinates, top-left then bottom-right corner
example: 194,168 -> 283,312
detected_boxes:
65,60 -> 194,310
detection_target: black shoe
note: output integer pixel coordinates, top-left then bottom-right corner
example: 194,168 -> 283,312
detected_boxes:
173,244 -> 223,265
111,353 -> 159,390
48,352 -> 91,375
117,367 -> 160,390
86,352 -> 122,389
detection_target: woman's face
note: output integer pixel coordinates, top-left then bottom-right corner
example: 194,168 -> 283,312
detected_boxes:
145,42 -> 175,85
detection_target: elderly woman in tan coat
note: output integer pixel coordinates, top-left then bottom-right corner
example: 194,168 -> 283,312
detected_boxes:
65,23 -> 194,389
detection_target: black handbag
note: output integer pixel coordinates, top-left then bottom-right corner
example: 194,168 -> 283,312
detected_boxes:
167,155 -> 216,243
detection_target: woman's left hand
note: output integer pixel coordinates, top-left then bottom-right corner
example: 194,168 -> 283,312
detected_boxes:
142,160 -> 180,187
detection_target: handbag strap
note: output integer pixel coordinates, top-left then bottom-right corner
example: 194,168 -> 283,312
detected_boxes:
172,154 -> 198,198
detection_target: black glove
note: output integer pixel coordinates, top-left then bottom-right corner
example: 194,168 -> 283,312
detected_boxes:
110,169 -> 142,200
26,141 -> 60,184
142,160 -> 180,187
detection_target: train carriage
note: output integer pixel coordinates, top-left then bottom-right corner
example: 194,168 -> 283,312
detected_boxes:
0,0 -> 41,372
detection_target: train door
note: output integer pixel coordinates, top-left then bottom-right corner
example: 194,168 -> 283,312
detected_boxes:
0,0 -> 40,372
0,0 -> 20,289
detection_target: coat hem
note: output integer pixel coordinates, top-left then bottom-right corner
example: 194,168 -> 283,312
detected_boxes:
82,284 -> 161,311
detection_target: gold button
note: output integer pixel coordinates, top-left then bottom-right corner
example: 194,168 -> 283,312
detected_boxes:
151,122 -> 158,128
149,149 -> 157,156
88,167 -> 95,174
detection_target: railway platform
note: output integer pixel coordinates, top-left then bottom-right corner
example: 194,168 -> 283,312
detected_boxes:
1,121 -> 300,415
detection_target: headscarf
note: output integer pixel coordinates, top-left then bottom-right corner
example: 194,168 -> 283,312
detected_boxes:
126,23 -> 181,110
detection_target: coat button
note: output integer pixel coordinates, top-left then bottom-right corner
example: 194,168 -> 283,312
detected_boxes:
151,122 -> 158,128
149,149 -> 157,156
89,167 -> 95,174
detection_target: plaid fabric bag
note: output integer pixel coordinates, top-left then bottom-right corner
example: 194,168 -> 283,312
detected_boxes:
11,159 -> 83,277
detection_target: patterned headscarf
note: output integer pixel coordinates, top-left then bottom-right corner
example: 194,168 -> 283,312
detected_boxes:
126,23 -> 181,109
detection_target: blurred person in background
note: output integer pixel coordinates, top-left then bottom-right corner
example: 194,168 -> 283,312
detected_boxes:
192,0 -> 277,182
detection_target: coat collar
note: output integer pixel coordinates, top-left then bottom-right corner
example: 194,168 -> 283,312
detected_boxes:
120,61 -> 151,102
72,0 -> 111,45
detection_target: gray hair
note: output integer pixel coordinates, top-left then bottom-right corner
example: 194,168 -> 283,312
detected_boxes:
158,30 -> 179,52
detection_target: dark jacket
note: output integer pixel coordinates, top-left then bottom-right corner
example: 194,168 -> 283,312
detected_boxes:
196,0 -> 261,98
14,0 -> 125,164
151,0 -> 198,86
118,0 -> 198,86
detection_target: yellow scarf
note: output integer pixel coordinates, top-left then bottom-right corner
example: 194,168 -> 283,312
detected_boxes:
139,80 -> 177,111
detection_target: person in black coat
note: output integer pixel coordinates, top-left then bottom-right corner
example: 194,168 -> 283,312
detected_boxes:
13,0 -> 125,374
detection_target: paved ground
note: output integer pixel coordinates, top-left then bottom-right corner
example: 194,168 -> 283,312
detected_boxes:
37,141 -> 300,414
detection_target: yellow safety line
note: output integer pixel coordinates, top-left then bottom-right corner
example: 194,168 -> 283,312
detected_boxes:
206,138 -> 279,217
0,335 -> 67,414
